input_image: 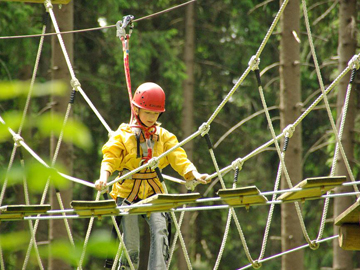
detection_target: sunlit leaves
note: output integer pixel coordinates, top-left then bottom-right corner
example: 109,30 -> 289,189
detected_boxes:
0,160 -> 69,192
37,113 -> 92,150
37,230 -> 118,266
0,80 -> 67,100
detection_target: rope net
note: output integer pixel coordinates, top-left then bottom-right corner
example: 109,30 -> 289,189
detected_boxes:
0,1 -> 359,269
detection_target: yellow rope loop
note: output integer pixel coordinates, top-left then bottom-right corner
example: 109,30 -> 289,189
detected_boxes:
13,134 -> 24,147
148,157 -> 159,170
348,54 -> 360,70
309,240 -> 320,250
70,78 -> 81,91
231,158 -> 244,171
44,0 -> 53,12
248,56 -> 260,71
199,122 -> 210,137
283,124 -> 295,138
251,260 -> 262,269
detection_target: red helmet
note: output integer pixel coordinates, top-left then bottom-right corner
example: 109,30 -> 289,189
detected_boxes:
132,82 -> 166,112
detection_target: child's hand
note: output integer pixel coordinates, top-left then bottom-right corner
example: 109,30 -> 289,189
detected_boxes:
192,171 -> 210,184
95,179 -> 107,191
95,170 -> 110,191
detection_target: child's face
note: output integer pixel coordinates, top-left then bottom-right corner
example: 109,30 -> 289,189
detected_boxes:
137,108 -> 160,127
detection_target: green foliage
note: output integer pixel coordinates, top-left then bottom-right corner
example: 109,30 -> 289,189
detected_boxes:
0,159 -> 69,192
1,0 -> 359,269
0,80 -> 67,100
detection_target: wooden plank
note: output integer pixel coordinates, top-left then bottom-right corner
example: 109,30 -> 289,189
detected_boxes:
278,176 -> 346,202
2,0 -> 71,4
71,200 -> 118,216
71,200 -> 117,210
128,193 -> 201,214
71,200 -> 119,217
0,204 -> 51,220
335,199 -> 360,226
218,186 -> 268,207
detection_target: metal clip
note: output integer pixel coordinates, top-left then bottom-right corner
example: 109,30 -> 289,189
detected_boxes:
116,15 -> 134,39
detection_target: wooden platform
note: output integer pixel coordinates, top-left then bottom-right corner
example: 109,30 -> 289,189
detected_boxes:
3,0 -> 72,4
71,199 -> 119,218
218,186 -> 268,208
277,176 -> 346,202
335,198 -> 360,226
334,198 -> 360,250
0,204 -> 51,220
127,193 -> 201,215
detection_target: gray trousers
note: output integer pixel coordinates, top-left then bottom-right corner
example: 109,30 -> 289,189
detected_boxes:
118,210 -> 169,270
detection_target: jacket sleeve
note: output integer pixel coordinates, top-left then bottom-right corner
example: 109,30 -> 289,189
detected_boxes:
100,134 -> 125,175
163,130 -> 197,179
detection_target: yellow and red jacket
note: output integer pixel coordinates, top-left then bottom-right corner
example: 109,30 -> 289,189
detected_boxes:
101,123 -> 197,200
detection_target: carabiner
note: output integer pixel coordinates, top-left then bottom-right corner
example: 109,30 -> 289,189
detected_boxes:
116,15 -> 134,39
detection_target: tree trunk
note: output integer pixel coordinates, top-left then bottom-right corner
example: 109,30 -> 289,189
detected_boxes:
178,2 -> 196,269
279,1 -> 303,269
333,0 -> 357,269
49,3 -> 73,270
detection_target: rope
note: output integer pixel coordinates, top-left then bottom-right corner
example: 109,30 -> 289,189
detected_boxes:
255,66 -> 314,246
109,215 -> 135,270
238,235 -> 339,270
161,183 -> 193,270
206,0 -> 289,125
258,157 -> 283,260
0,0 -> 197,40
301,0 -> 358,243
167,209 -> 185,269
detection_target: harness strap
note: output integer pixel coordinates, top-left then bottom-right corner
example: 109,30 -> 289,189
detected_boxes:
126,179 -> 141,202
147,179 -> 162,194
132,172 -> 157,180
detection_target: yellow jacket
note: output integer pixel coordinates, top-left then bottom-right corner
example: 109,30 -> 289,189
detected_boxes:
101,123 -> 197,200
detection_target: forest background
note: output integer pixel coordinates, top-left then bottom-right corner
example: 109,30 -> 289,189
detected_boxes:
0,0 -> 360,269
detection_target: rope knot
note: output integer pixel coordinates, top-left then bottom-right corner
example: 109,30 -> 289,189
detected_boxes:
348,54 -> 360,70
13,134 -> 23,147
283,124 -> 295,138
147,157 -> 159,170
199,123 -> 210,137
231,158 -> 244,171
248,56 -> 260,71
251,260 -> 262,269
70,78 -> 81,90
309,240 -> 319,250
44,0 -> 53,11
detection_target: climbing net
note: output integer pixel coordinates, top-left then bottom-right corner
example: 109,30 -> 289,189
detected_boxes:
1,0 -> 360,269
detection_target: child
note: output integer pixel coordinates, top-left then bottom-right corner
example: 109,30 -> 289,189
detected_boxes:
95,82 -> 209,270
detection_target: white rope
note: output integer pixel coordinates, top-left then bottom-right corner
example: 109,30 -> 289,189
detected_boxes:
206,0 -> 289,125
258,156 -> 283,260
110,215 -> 135,270
301,0 -> 358,243
213,209 -> 232,270
167,209 -> 186,269
161,183 -> 193,270
238,235 -> 339,270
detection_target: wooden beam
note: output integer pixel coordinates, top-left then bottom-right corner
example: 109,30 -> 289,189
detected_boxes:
338,224 -> 360,250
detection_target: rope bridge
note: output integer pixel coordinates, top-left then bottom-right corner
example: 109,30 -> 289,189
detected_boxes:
0,0 -> 359,269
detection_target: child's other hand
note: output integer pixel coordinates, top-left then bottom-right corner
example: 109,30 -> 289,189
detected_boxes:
95,179 -> 107,191
192,171 -> 211,184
